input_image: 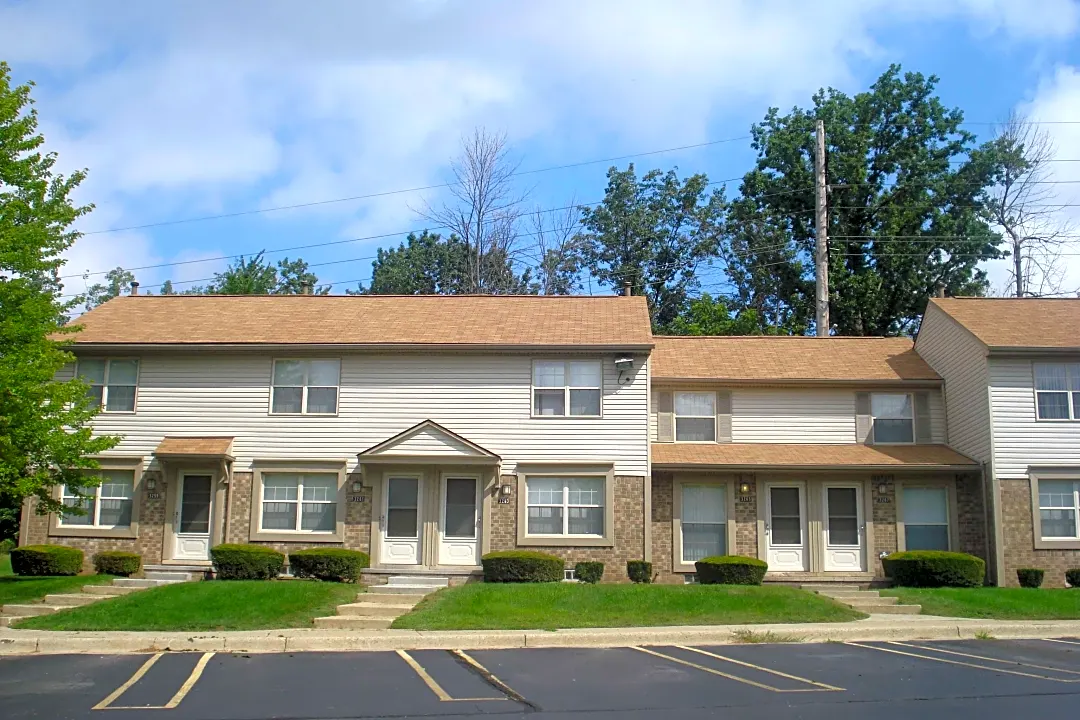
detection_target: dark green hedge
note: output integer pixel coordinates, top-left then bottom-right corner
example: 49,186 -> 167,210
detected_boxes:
10,545 -> 84,576
884,550 -> 985,588
289,548 -> 369,582
481,551 -> 563,583
574,561 -> 604,584
1067,569 -> 1080,588
695,555 -> 768,585
1017,568 -> 1045,588
627,560 -> 653,584
210,544 -> 285,580
93,551 -> 142,577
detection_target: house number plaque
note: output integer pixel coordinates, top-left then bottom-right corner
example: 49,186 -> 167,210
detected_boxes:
146,492 -> 162,500
875,496 -> 891,504
348,495 -> 368,503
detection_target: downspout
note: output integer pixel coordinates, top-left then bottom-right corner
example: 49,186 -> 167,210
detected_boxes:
979,461 -> 991,584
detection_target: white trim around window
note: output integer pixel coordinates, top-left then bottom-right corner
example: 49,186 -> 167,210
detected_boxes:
672,477 -> 737,572
270,359 -> 341,415
515,465 -> 615,547
49,457 -> 144,539
1031,471 -> 1080,550
674,391 -> 716,442
895,481 -> 959,552
77,358 -> 140,413
871,392 -> 914,444
250,460 -> 347,542
531,359 -> 603,418
1033,363 -> 1080,421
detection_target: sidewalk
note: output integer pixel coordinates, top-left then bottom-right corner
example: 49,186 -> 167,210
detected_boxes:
3,614 -> 1079,655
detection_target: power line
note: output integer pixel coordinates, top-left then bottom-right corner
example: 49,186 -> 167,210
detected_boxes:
78,135 -> 752,236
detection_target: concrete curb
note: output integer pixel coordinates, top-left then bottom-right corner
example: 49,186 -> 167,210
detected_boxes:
3,617 -> 1079,656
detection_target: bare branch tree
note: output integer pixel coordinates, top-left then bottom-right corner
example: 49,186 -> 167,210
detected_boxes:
530,201 -> 582,295
417,128 -> 528,293
985,111 -> 1076,297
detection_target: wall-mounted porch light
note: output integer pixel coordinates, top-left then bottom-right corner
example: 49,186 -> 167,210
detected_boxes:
145,477 -> 156,491
500,483 -> 513,497
877,483 -> 888,496
738,482 -> 751,494
351,479 -> 364,493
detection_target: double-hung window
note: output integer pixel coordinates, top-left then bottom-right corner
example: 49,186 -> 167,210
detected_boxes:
902,487 -> 950,550
1034,363 -> 1080,420
675,392 -> 715,441
271,359 -> 340,414
526,476 -> 604,536
60,470 -> 135,528
1038,480 -> 1080,540
78,359 -> 139,412
871,393 -> 914,443
681,484 -> 727,562
532,360 -> 602,417
261,473 -> 338,533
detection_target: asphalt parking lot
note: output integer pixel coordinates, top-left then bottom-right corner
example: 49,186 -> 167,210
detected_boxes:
3,638 -> 1080,720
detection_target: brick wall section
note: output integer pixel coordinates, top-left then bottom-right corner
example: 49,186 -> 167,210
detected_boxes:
22,470 -> 167,571
734,473 -> 758,556
651,473 -> 675,583
489,475 -> 646,583
956,473 -> 987,560
872,474 -> 897,577
1000,478 -> 1080,588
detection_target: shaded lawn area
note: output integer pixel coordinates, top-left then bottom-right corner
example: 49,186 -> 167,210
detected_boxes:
882,587 -> 1080,619
391,583 -> 866,631
16,579 -> 360,631
0,554 -> 114,607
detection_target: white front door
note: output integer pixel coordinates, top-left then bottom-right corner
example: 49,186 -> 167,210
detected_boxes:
766,483 -> 808,571
173,473 -> 213,561
380,475 -> 422,565
439,475 -> 480,566
823,484 -> 865,572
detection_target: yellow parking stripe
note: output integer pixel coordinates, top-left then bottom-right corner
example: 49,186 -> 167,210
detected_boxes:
846,642 -> 1079,683
93,653 -> 164,710
164,653 -> 215,708
452,650 -> 530,705
676,646 -> 844,691
396,650 -> 502,702
897,642 -> 1080,676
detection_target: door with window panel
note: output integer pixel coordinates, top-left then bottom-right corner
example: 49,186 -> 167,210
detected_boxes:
173,473 -> 213,561
766,483 -> 807,571
823,484 -> 865,571
380,476 -> 422,565
681,485 -> 727,563
439,475 -> 480,565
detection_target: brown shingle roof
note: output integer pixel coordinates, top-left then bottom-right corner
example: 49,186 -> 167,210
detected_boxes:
652,443 -> 976,469
651,336 -> 939,382
154,437 -> 235,458
69,295 -> 653,348
930,297 -> 1080,349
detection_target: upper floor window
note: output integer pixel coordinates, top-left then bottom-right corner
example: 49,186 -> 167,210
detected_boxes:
78,359 -> 139,412
60,470 -> 135,528
532,360 -> 601,417
675,391 -> 715,441
271,359 -> 340,415
1034,363 -> 1080,420
871,393 -> 913,444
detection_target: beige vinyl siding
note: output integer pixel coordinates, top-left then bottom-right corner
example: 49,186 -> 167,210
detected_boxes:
989,356 -> 1080,478
914,304 -> 992,464
82,353 -> 649,475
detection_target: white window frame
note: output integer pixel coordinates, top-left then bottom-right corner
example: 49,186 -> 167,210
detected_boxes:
1033,363 -> 1080,422
258,472 -> 339,534
871,392 -> 914,445
270,359 -> 341,416
530,359 -> 603,418
899,486 -> 951,551
524,476 -> 605,538
77,358 -> 140,413
59,470 -> 135,529
1035,478 -> 1080,543
674,391 -> 716,443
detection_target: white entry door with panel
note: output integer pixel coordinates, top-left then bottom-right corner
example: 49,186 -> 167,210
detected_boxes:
765,483 -> 808,571
439,475 -> 480,565
823,484 -> 865,571
380,475 -> 422,565
173,473 -> 213,561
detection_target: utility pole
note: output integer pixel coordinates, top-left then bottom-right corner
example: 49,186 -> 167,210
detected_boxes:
814,119 -> 830,336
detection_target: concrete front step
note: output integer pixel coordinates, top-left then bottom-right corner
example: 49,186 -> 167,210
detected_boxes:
356,592 -> 427,605
144,571 -> 199,582
849,603 -> 922,614
800,584 -> 863,592
112,578 -> 185,589
337,602 -> 417,618
42,594 -> 102,607
817,588 -> 880,597
312,616 -> 394,630
82,585 -> 141,596
0,617 -> 11,627
0,604 -> 66,617
368,584 -> 441,595
386,575 -> 448,587
839,596 -> 898,606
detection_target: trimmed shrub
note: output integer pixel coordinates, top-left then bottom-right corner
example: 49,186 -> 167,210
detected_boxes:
1066,569 -> 1080,588
1017,568 -> 1045,589
10,545 -> 84,576
627,560 -> 653,584
574,561 -> 604,584
695,555 -> 768,585
93,551 -> 142,577
210,544 -> 285,580
481,551 -> 563,583
886,550 -> 985,588
0,538 -> 15,554
289,548 -> 369,582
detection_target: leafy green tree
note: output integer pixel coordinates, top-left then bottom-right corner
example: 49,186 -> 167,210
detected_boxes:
160,279 -> 175,295
186,251 -> 328,295
0,62 -> 119,521
85,266 -> 135,308
665,293 -> 776,336
724,65 -> 1003,336
575,164 -> 725,330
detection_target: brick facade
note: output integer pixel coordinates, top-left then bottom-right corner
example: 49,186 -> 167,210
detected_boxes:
1000,478 -> 1080,588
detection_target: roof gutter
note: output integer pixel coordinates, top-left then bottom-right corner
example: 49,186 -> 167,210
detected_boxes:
651,377 -> 943,387
651,462 -> 978,471
67,342 -> 656,353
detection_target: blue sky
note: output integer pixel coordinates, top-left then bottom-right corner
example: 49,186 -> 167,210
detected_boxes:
3,0 -> 1080,301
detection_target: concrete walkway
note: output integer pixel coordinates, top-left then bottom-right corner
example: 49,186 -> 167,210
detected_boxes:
2,614 -> 1079,656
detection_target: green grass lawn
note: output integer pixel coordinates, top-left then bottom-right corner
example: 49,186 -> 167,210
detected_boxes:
0,553 -> 114,607
391,583 -> 866,631
15,579 -> 361,631
882,587 -> 1080,619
